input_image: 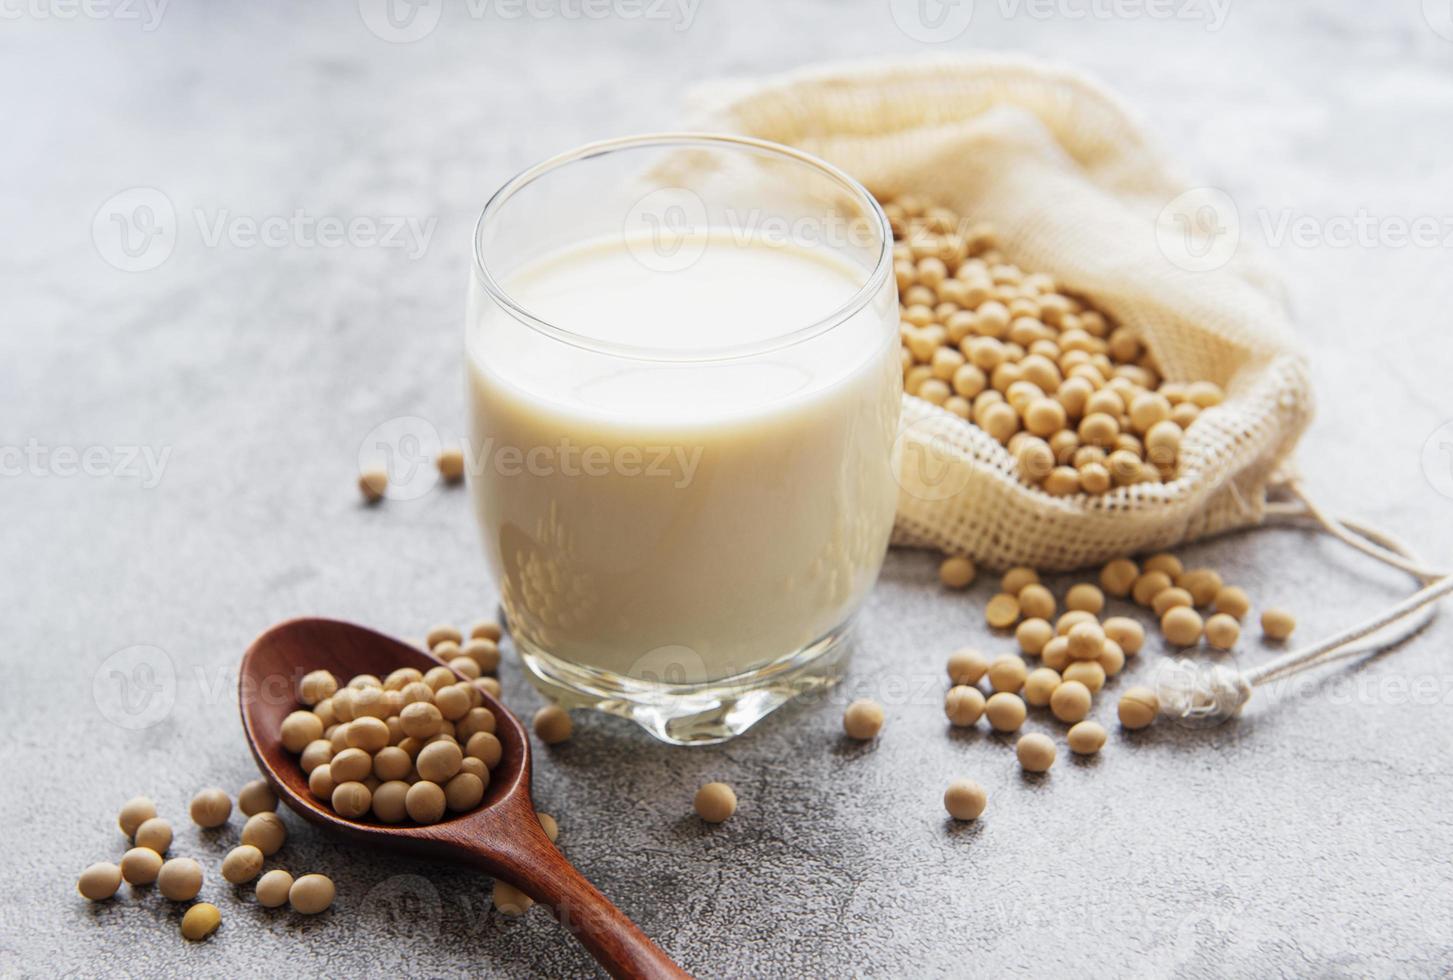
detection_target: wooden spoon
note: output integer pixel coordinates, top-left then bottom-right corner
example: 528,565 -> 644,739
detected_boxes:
239,617 -> 691,980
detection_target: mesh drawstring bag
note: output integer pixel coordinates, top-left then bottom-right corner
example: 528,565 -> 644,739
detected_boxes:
689,55 -> 1313,571
686,56 -> 1449,723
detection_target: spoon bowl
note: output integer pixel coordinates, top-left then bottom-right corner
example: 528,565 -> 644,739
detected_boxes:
240,617 -> 689,979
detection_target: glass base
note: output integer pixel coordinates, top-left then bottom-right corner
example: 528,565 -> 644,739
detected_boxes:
513,621 -> 854,745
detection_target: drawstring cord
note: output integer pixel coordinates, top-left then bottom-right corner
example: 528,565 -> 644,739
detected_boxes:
1156,482 -> 1448,725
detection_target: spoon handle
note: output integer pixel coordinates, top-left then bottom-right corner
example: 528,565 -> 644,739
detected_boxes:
516,852 -> 691,979
480,821 -> 692,980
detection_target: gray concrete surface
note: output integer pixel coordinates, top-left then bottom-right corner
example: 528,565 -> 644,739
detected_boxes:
4,1 -> 1453,977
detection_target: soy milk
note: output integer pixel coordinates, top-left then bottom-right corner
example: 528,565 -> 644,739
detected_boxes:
467,230 -> 900,682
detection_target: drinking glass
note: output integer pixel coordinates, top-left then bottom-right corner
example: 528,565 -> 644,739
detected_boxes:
466,133 -> 900,744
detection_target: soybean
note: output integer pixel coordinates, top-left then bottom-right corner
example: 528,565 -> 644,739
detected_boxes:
417,740 -> 464,783
1064,583 -> 1105,615
78,863 -> 123,901
238,779 -> 278,817
1015,618 -> 1054,656
437,447 -> 466,483
1050,681 -> 1092,723
843,699 -> 885,740
134,817 -> 172,855
221,845 -> 265,885
426,625 -> 464,649
1132,571 -> 1173,606
281,710 -> 324,752
1161,606 -> 1204,647
694,782 -> 737,823
370,781 -> 409,824
1001,566 -> 1039,595
1142,553 -> 1183,577
1215,586 -> 1251,620
985,593 -> 1021,629
984,692 -> 1027,732
189,788 -> 232,829
358,468 -> 388,503
445,773 -> 486,812
1099,559 -> 1139,598
1205,613 -> 1240,650
943,779 -> 988,821
1152,587 -> 1194,617
1262,608 -> 1297,641
944,686 -> 986,727
1098,639 -> 1126,677
255,869 -> 294,908
1041,635 -> 1070,672
1023,668 -> 1061,707
1067,721 -> 1107,755
332,781 -> 373,819
533,705 -> 573,745
1067,622 -> 1105,662
289,874 -> 336,915
181,903 -> 222,941
1177,568 -> 1223,606
241,812 -> 287,856
298,669 -> 338,705
157,858 -> 204,901
120,847 -> 163,886
493,881 -> 534,916
1016,733 -> 1056,772
1102,616 -> 1145,655
1017,584 -> 1056,620
1057,610 -> 1097,636
986,655 -> 1028,693
118,796 -> 157,839
462,639 -> 501,674
1118,687 -> 1159,729
947,648 -> 989,686
405,781 -> 447,825
1066,658 -> 1108,691
466,731 -> 503,768
939,555 -> 977,589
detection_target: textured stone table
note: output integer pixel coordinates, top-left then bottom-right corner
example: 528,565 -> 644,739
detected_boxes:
4,1 -> 1453,976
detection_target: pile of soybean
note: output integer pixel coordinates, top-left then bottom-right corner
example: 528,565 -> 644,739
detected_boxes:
78,785 -> 335,942
286,623 -> 509,826
843,549 -> 1296,821
888,195 -> 1227,495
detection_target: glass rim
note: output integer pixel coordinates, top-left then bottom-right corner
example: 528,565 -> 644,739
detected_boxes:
471,132 -> 894,364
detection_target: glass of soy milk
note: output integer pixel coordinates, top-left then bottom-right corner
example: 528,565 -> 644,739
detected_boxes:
466,134 -> 901,744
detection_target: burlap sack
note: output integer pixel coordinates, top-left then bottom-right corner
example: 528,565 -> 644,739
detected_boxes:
691,56 -> 1315,571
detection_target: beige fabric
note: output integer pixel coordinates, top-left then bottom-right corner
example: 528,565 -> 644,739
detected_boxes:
690,56 -> 1314,571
